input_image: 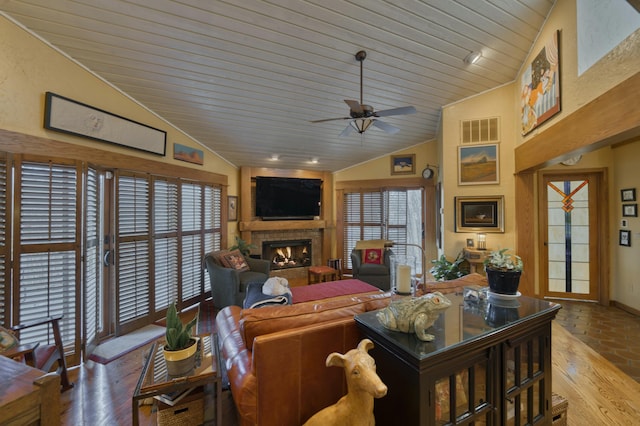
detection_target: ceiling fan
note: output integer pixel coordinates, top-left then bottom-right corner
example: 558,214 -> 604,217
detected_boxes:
311,50 -> 417,137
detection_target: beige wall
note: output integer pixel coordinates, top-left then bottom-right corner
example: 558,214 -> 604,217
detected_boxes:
441,83 -> 517,258
438,0 -> 640,309
611,139 -> 640,308
0,13 -> 239,236
516,0 -> 640,148
334,140 -> 438,181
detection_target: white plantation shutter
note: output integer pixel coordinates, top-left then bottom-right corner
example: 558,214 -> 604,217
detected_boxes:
16,159 -> 79,357
84,167 -> 100,352
153,178 -> 179,311
0,154 -> 7,325
386,190 -> 408,246
202,185 -> 221,293
116,173 -> 150,329
181,183 -> 202,301
342,191 -> 384,269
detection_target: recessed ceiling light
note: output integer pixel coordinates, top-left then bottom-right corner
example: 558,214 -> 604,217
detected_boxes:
464,51 -> 482,65
310,158 -> 319,164
269,154 -> 280,161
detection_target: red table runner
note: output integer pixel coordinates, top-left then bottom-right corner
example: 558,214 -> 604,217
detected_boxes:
291,279 -> 380,304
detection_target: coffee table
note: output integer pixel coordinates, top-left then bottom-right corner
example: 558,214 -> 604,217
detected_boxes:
131,334 -> 222,426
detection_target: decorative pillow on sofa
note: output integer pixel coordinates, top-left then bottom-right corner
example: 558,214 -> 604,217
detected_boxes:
0,326 -> 19,353
222,249 -> 250,272
364,248 -> 383,264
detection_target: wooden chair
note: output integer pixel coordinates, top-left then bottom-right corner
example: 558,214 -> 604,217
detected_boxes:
2,314 -> 73,391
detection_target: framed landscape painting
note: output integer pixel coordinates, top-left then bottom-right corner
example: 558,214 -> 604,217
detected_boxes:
390,154 -> 415,175
455,196 -> 505,233
458,144 -> 499,185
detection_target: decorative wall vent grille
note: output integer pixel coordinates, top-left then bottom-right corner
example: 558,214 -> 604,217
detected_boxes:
460,117 -> 500,144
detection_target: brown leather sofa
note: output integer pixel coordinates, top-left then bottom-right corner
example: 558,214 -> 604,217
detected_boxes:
215,273 -> 488,426
215,290 -> 393,426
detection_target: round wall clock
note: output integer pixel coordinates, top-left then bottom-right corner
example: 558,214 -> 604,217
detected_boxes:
422,167 -> 435,179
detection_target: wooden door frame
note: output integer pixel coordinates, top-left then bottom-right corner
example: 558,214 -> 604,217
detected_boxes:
537,169 -> 609,302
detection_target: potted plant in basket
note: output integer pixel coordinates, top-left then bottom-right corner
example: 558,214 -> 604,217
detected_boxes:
483,248 -> 523,295
163,301 -> 199,376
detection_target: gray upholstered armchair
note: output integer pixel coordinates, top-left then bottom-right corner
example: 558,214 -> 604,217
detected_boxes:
350,246 -> 394,291
204,251 -> 271,309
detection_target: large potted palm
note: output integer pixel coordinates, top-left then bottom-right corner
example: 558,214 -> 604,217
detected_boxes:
163,302 -> 199,376
483,248 -> 523,295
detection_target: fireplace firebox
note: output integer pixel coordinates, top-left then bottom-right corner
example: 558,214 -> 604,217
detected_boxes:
262,239 -> 312,270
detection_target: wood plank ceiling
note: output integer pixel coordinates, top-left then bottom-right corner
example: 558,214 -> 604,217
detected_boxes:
1,0 -> 556,171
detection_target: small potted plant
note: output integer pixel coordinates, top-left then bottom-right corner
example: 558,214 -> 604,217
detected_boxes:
163,301 -> 199,376
429,251 -> 470,281
229,236 -> 257,257
483,248 -> 523,295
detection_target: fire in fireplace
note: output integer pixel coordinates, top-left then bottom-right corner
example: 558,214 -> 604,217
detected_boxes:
262,239 -> 312,270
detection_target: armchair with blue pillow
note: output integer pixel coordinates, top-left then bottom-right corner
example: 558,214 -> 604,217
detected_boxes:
204,250 -> 271,309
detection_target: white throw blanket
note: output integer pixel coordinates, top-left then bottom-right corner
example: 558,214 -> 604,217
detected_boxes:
262,276 -> 292,296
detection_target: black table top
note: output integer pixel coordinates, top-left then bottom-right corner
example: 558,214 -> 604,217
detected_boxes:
355,293 -> 561,362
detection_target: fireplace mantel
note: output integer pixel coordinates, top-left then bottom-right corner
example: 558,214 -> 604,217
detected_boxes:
239,219 -> 326,232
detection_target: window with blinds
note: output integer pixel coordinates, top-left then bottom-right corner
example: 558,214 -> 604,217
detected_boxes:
153,178 -> 179,311
117,173 -> 151,328
0,154 -> 8,325
16,159 -> 80,355
342,187 -> 424,274
1,150 -> 223,364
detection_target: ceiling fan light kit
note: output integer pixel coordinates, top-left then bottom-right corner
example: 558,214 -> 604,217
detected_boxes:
311,50 -> 416,136
350,118 -> 374,133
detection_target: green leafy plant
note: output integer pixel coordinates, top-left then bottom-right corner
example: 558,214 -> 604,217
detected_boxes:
229,236 -> 257,257
484,248 -> 523,272
165,302 -> 198,351
429,251 -> 470,281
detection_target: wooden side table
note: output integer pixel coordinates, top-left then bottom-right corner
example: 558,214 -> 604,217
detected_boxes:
307,265 -> 339,284
131,334 -> 222,426
463,248 -> 490,274
0,356 -> 60,426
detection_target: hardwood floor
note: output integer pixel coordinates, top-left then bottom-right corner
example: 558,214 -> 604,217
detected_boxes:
56,300 -> 640,425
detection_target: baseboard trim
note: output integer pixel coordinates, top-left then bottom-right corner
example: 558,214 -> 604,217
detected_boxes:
611,300 -> 640,317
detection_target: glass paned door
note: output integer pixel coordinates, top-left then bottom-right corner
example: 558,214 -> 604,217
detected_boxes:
542,173 -> 600,300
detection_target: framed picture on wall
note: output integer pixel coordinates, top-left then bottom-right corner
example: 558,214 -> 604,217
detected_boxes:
455,196 -> 505,233
622,204 -> 638,217
458,144 -> 499,185
228,196 -> 238,222
390,154 -> 415,175
620,229 -> 631,247
621,188 -> 636,202
521,30 -> 561,135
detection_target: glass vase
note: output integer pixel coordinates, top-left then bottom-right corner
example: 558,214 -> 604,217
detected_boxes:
390,254 -> 416,296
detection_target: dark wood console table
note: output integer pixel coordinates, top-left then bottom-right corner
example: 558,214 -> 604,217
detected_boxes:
355,293 -> 561,425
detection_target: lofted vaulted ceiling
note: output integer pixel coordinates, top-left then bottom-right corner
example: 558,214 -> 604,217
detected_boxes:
1,0 -> 556,171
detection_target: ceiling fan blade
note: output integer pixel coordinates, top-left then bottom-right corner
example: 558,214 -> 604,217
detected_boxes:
374,106 -> 417,117
339,124 -> 354,137
372,120 -> 400,134
344,99 -> 363,113
310,116 -> 350,123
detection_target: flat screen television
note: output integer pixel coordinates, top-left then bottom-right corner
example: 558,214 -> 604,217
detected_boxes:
255,176 -> 322,220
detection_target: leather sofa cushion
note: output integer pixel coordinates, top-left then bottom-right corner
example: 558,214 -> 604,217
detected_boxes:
239,291 -> 391,348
